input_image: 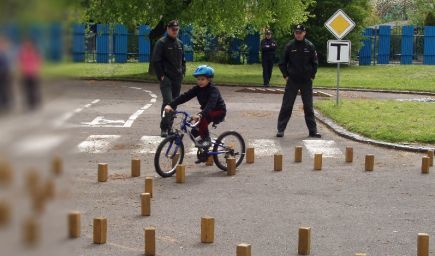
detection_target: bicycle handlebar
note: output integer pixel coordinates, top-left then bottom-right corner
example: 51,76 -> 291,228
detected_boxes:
162,110 -> 201,128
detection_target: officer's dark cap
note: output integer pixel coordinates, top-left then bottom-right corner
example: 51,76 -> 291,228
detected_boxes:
167,20 -> 179,28
294,24 -> 306,32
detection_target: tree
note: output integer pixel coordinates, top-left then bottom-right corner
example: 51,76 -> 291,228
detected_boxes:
409,0 -> 435,25
425,12 -> 435,25
304,0 -> 372,65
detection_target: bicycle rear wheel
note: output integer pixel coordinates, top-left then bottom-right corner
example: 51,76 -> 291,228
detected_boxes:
154,135 -> 184,177
212,131 -> 245,171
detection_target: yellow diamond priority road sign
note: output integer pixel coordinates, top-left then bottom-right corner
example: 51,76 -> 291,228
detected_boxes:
324,9 -> 355,39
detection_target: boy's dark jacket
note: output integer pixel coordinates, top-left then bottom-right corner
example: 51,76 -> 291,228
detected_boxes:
169,83 -> 226,116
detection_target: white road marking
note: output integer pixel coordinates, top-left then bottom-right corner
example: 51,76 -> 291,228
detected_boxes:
53,99 -> 100,128
13,134 -> 66,156
302,139 -> 342,158
249,139 -> 281,156
137,136 -> 163,154
81,89 -> 157,128
77,135 -> 121,153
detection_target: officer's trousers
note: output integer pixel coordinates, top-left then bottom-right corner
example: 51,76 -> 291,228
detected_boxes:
277,78 -> 317,133
160,76 -> 181,130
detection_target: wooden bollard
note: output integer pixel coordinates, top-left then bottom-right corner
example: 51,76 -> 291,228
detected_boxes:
314,153 -> 322,170
176,165 -> 186,183
32,189 -> 46,214
365,155 -> 374,171
227,157 -> 236,176
98,163 -> 108,182
246,147 -> 255,164
0,161 -> 12,186
44,179 -> 55,200
417,233 -> 429,256
201,216 -> 215,243
145,177 -> 153,198
237,243 -> 251,256
23,217 -> 40,246
0,200 -> 11,226
355,254 -> 367,256
68,211 -> 81,238
141,193 -> 151,216
422,157 -> 430,174
345,147 -> 353,163
51,156 -> 62,176
298,227 -> 311,255
206,156 -> 214,166
274,154 -> 283,171
172,153 -> 180,168
427,150 -> 434,167
295,146 -> 303,163
26,170 -> 40,194
93,217 -> 107,244
131,159 -> 141,177
144,227 -> 156,256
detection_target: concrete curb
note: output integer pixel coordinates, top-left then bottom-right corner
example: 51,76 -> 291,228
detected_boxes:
314,110 -> 435,153
76,77 -> 435,96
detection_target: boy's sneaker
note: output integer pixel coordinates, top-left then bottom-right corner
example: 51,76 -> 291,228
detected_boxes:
161,129 -> 168,138
309,132 -> 322,138
195,137 -> 212,149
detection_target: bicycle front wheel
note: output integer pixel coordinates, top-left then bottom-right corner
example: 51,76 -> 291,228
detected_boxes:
212,131 -> 245,171
154,135 -> 184,177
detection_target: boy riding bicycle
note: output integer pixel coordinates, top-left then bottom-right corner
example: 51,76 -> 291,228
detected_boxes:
164,65 -> 226,149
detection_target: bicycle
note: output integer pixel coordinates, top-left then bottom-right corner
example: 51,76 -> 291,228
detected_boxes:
154,110 -> 246,177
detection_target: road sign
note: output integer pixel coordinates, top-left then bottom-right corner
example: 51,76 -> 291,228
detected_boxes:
325,9 -> 355,39
327,40 -> 351,64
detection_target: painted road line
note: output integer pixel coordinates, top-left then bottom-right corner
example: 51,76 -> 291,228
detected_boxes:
137,136 -> 163,154
249,139 -> 281,156
129,86 -> 142,90
13,134 -> 66,156
123,104 -> 153,128
53,99 -> 100,128
302,139 -> 342,158
77,135 -> 121,153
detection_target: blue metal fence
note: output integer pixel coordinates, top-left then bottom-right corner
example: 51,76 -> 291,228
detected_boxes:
377,26 -> 391,64
423,26 -> 435,65
180,26 -> 194,61
114,24 -> 128,63
138,25 -> 151,62
96,24 -> 110,63
72,24 -> 85,62
246,32 -> 260,64
359,28 -> 373,65
400,26 -> 414,64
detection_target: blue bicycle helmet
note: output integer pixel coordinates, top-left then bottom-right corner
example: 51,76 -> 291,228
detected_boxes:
193,65 -> 214,78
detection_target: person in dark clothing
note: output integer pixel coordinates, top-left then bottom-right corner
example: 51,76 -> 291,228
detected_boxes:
0,37 -> 12,113
276,24 -> 321,138
152,20 -> 186,137
260,29 -> 277,87
164,65 -> 226,151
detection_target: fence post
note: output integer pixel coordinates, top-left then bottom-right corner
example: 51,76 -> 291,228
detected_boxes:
230,37 -> 242,64
359,28 -> 373,65
423,26 -> 435,65
180,25 -> 194,61
401,25 -> 414,64
48,23 -> 63,62
72,24 -> 85,62
377,25 -> 391,64
96,24 -> 110,63
138,25 -> 151,62
246,32 -> 260,64
114,24 -> 128,63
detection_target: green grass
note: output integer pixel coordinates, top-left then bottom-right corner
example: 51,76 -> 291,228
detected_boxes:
43,62 -> 435,92
314,99 -> 435,144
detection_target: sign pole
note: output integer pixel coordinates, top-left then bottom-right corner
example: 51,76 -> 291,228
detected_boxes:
336,62 -> 340,105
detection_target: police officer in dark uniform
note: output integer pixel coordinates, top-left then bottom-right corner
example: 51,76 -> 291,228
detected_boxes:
152,20 -> 186,137
260,30 -> 277,87
276,24 -> 321,138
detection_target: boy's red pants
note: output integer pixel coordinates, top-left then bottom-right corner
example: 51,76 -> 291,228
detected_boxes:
198,110 -> 226,139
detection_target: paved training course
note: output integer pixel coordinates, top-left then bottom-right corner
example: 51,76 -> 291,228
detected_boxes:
0,80 -> 434,256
